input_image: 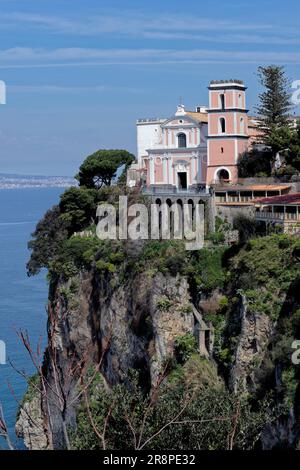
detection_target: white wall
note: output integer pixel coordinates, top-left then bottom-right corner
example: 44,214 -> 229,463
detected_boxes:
137,120 -> 164,166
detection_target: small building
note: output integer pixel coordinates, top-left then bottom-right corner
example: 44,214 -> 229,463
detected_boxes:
247,115 -> 265,149
214,184 -> 291,206
254,192 -> 300,234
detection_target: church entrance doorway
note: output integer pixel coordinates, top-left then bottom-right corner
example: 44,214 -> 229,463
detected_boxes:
177,172 -> 187,189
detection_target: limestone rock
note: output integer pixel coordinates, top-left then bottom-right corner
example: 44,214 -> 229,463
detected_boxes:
15,393 -> 49,450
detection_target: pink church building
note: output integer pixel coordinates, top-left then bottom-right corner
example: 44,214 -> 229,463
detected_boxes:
127,79 -> 250,192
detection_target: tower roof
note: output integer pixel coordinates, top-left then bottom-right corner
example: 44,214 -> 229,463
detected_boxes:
210,79 -> 244,85
209,79 -> 246,90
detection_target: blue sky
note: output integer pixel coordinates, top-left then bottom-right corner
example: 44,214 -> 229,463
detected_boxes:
0,0 -> 300,176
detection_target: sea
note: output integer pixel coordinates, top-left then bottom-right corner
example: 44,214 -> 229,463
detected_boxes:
0,188 -> 64,449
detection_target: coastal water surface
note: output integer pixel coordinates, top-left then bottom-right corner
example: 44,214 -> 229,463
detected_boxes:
0,188 -> 63,449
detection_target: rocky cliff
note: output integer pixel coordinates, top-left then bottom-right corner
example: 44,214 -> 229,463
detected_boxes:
17,235 -> 300,450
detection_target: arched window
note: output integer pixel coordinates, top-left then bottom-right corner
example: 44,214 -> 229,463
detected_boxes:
219,117 -> 226,133
217,168 -> 230,182
240,117 -> 245,134
178,133 -> 187,148
220,94 -> 225,109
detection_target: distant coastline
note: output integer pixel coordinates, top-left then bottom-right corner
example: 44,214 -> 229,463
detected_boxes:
0,173 -> 77,189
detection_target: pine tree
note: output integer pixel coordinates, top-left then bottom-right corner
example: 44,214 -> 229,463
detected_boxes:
255,65 -> 292,146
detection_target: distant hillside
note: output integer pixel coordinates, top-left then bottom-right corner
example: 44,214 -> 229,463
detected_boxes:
0,173 -> 77,189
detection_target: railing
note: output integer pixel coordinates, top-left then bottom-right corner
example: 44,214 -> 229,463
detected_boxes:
285,213 -> 300,221
137,118 -> 162,123
211,179 -> 231,185
215,195 -> 254,203
255,211 -> 300,221
142,186 -> 210,196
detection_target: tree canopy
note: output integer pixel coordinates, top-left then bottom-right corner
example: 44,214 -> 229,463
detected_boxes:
238,148 -> 273,177
26,205 -> 70,276
59,187 -> 98,232
256,65 -> 292,148
269,121 -> 300,175
76,149 -> 135,189
239,65 -> 297,177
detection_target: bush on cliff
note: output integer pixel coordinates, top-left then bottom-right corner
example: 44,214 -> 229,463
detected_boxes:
136,240 -> 226,295
174,333 -> 198,363
188,247 -> 226,293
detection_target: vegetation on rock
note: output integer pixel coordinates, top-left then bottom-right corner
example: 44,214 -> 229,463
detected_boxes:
71,362 -> 267,450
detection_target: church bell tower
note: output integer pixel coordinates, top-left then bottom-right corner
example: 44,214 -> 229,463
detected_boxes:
206,79 -> 249,185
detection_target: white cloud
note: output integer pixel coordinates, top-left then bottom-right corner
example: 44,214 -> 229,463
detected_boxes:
143,31 -> 300,45
1,47 -> 300,67
9,84 -> 144,93
0,10 -> 298,48
0,12 -> 273,36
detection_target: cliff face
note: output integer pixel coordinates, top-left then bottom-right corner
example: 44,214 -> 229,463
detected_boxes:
30,270 -> 198,449
227,293 -> 300,449
229,295 -> 273,393
53,271 -> 195,386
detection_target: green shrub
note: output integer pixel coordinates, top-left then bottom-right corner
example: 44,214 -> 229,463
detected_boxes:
138,240 -> 186,275
157,296 -> 172,311
72,366 -> 267,450
219,295 -> 229,310
230,235 -> 300,320
174,333 -> 198,363
17,374 -> 40,419
292,239 -> 300,259
208,231 -> 225,245
218,348 -> 233,367
109,252 -> 125,264
62,236 -> 102,267
95,260 -> 116,273
189,247 -> 226,293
